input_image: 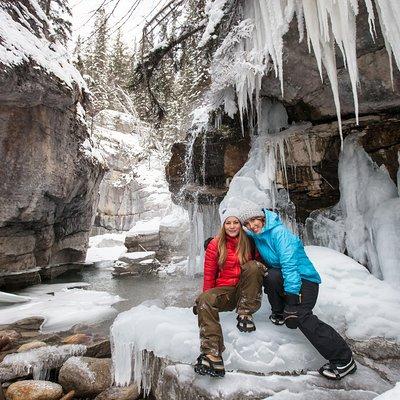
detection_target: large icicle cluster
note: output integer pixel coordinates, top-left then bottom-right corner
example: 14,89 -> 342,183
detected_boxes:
204,0 -> 400,137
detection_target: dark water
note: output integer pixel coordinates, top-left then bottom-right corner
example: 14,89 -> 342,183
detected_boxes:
47,263 -> 202,333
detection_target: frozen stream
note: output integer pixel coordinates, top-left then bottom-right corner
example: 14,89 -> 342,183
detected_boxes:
0,262 -> 202,336
64,264 -> 201,315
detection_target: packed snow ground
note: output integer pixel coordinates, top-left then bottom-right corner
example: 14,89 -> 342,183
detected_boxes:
111,246 -> 400,396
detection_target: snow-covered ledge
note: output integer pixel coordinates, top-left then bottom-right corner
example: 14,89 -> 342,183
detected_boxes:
110,247 -> 400,398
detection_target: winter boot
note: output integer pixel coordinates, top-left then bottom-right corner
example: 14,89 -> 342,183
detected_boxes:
194,354 -> 225,378
318,357 -> 357,380
269,313 -> 285,325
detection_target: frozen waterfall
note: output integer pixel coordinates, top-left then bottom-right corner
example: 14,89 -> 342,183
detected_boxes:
338,134 -> 400,286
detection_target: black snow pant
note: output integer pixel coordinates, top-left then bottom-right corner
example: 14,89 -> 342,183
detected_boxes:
264,268 -> 352,363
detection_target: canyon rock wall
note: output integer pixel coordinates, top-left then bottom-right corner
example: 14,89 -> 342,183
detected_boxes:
0,0 -> 105,289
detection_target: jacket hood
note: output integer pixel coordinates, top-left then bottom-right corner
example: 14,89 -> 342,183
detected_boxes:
246,209 -> 282,237
263,209 -> 282,231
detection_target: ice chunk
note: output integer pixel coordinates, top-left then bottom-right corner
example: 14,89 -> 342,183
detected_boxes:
0,345 -> 86,381
338,133 -> 398,279
0,292 -> 31,304
0,288 -> 121,333
304,205 -> 346,252
85,246 -> 127,264
374,382 -> 400,400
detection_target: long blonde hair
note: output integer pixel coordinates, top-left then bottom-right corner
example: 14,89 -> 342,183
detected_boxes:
217,225 -> 252,267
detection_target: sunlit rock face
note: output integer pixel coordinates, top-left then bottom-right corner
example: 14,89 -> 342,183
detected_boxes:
0,1 -> 105,289
91,110 -> 172,235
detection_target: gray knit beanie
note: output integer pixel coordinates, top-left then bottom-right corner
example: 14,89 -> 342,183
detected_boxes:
238,204 -> 264,225
219,207 -> 241,226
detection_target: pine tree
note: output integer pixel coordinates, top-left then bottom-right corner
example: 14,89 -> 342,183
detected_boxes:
38,0 -> 72,45
73,35 -> 85,73
110,29 -> 131,89
86,7 -> 110,113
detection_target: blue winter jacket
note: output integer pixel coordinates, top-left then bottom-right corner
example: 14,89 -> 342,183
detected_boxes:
246,209 -> 321,295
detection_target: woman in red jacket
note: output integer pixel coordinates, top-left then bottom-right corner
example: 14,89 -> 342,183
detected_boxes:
194,207 -> 266,378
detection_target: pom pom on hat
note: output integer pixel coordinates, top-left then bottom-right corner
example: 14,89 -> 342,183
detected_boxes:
219,207 -> 241,226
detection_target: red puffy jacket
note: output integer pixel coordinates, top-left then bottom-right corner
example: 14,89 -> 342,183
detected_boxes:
203,236 -> 249,292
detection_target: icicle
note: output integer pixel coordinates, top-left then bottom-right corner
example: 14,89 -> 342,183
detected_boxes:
374,0 -> 400,90
364,0 -> 377,39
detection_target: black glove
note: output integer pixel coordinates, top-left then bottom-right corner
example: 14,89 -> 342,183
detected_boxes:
283,293 -> 301,329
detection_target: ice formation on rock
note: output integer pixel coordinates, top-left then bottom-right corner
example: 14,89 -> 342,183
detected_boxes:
203,0 -> 400,138
110,246 -> 400,393
220,98 -> 304,236
0,345 -> 86,381
339,133 -> 400,284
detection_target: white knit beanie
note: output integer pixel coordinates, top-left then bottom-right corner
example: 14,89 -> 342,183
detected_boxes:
219,207 -> 241,226
238,204 -> 264,225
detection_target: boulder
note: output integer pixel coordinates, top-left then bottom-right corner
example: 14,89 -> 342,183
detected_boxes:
58,357 -> 111,397
125,233 -> 160,253
11,318 -> 44,332
61,334 -> 93,345
118,252 -> 155,264
59,391 -> 75,400
85,339 -> 111,359
0,331 -> 21,351
5,380 -> 63,400
17,341 -> 47,353
94,385 -> 140,400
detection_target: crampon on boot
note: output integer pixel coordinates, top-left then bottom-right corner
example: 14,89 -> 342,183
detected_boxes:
194,354 -> 225,377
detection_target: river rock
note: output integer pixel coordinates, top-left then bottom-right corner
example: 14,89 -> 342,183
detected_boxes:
62,334 -> 93,345
59,391 -> 75,400
11,317 -> 45,332
125,232 -> 160,252
118,251 -> 155,264
0,331 -> 21,351
94,385 -> 140,400
5,380 -> 63,400
58,357 -> 111,397
85,339 -> 111,358
17,341 -> 47,353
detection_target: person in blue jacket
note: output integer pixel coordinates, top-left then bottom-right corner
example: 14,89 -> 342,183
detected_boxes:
238,204 -> 356,380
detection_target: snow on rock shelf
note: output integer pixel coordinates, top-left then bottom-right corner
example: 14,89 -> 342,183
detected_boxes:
111,246 -> 399,396
0,285 -> 121,333
0,1 -> 85,89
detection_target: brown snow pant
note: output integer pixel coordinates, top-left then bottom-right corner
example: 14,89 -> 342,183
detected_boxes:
196,261 -> 266,357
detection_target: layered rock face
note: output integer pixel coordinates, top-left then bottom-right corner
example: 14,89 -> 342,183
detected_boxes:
0,1 -> 105,288
91,110 -> 172,235
166,124 -> 250,205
